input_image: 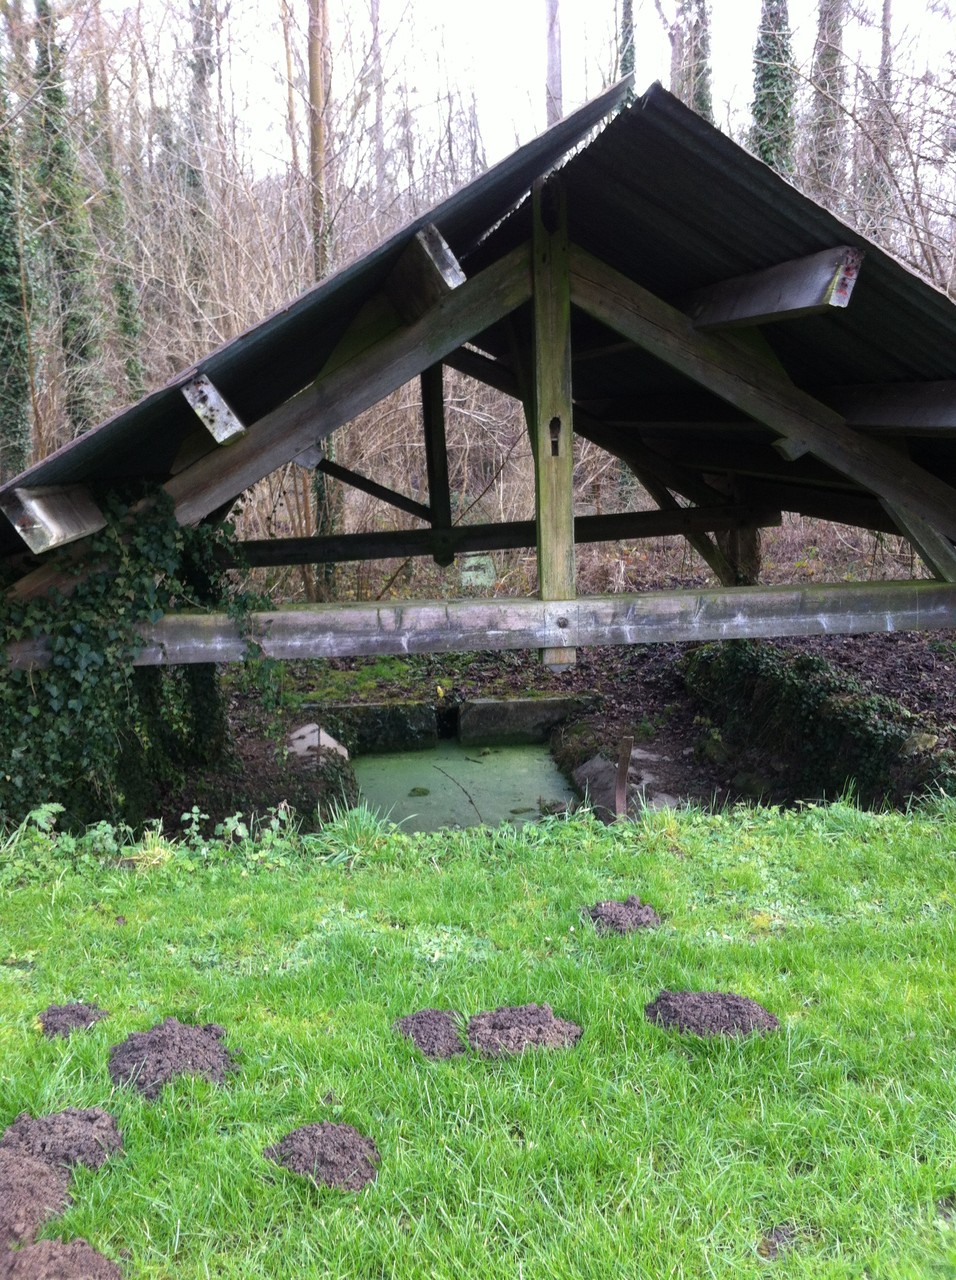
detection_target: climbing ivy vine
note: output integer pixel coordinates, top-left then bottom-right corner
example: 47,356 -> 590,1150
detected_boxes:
0,493 -> 249,830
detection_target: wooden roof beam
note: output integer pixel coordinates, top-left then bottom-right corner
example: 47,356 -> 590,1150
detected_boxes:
568,244 -> 956,543
823,381 -> 956,433
0,484 -> 107,554
684,246 -> 863,330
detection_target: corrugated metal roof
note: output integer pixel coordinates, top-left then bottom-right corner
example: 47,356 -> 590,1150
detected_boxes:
0,79 -> 629,556
5,79 -> 956,559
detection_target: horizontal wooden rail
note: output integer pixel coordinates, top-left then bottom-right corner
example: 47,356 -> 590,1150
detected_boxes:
7,581 -> 956,669
232,505 -> 780,567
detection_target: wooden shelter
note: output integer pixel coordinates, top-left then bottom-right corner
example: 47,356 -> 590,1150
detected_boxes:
5,80 -> 956,670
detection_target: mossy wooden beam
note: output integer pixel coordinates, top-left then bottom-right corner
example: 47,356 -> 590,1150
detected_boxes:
568,245 -> 956,543
10,581 -> 956,670
531,176 -> 576,669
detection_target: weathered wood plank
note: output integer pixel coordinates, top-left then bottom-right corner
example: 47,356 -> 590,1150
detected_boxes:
315,457 -> 430,522
231,505 -> 782,567
0,484 -> 107,554
684,246 -> 863,330
569,245 -> 956,542
165,244 -> 532,529
385,224 -> 467,323
532,176 -> 576,668
181,375 -> 248,444
10,581 -> 956,670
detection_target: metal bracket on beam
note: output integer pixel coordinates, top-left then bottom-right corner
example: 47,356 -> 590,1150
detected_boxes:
0,484 -> 107,554
181,375 -> 248,445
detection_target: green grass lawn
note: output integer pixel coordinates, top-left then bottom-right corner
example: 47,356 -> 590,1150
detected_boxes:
2,801 -> 956,1278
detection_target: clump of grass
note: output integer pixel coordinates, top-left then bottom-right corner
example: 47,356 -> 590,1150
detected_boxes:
1,802 -> 955,1276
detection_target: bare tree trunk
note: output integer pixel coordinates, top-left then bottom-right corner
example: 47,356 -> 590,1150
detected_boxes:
279,0 -> 301,181
545,0 -> 562,126
620,0 -> 634,78
307,0 -> 328,283
807,0 -> 847,205
370,0 -> 386,195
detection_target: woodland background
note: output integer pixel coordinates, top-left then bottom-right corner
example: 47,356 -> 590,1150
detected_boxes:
0,0 -> 950,600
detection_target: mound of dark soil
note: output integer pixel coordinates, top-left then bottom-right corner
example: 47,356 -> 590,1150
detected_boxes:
0,1150 -> 70,1249
758,1223 -> 798,1259
394,1009 -> 464,1059
466,1003 -> 582,1056
645,990 -> 779,1037
265,1122 -> 380,1191
0,1239 -> 122,1279
107,1018 -> 236,1099
37,1004 -> 108,1039
587,895 -> 660,932
0,1109 -> 122,1171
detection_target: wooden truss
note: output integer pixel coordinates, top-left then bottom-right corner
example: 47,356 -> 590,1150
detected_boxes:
6,171 -> 956,665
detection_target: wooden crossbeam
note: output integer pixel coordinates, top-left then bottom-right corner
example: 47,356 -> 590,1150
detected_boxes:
315,457 -> 430,522
0,484 -> 107,554
9,580 -> 956,670
744,481 -> 897,533
684,246 -> 863,330
568,245 -> 956,542
230,505 -> 781,567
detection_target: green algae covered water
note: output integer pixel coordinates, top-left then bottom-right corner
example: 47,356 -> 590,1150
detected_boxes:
352,740 -> 576,832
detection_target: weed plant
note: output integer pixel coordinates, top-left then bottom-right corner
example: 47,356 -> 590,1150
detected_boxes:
1,801 -> 955,1277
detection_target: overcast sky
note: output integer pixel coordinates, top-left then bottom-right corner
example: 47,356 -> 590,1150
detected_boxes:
214,1 -> 946,172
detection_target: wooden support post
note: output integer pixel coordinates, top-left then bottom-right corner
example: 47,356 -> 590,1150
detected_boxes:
422,363 -> 454,565
532,176 -> 576,669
